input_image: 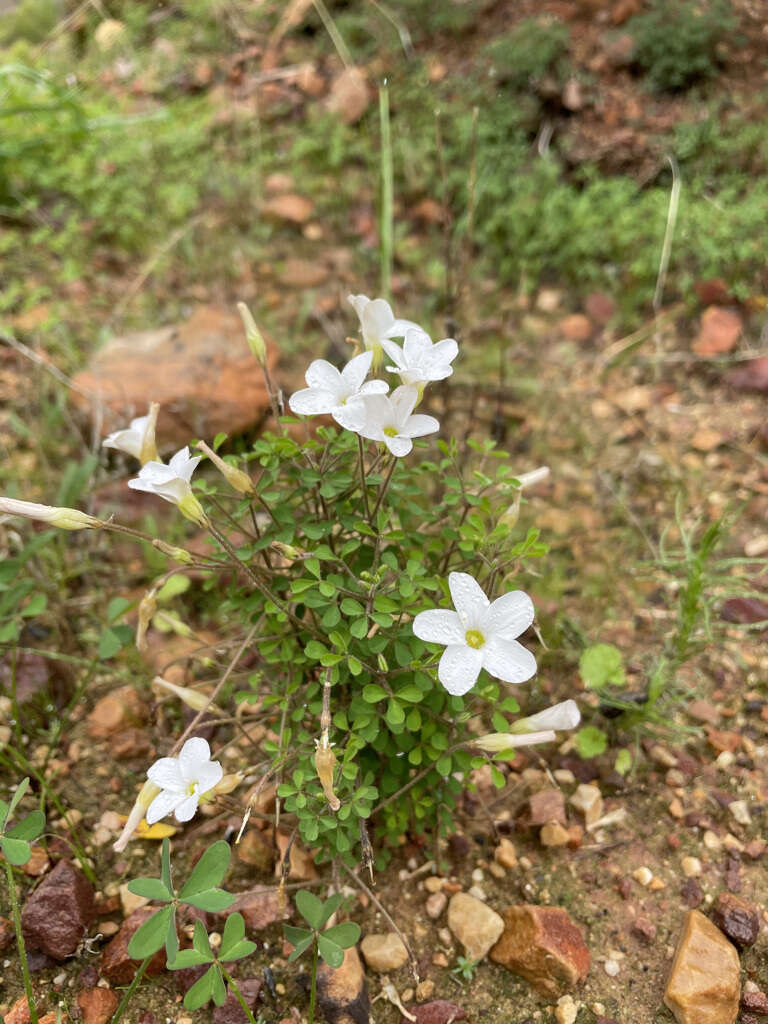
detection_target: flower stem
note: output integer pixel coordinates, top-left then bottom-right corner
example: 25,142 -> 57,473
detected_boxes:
4,860 -> 39,1024
220,966 -> 260,1024
371,456 -> 397,522
308,935 -> 319,1024
357,435 -> 371,522
109,955 -> 151,1024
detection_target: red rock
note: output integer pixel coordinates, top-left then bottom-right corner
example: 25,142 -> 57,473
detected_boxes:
584,292 -> 615,324
401,1002 -> 466,1024
490,904 -> 590,997
728,355 -> 768,394
295,62 -> 326,97
73,306 -> 280,447
411,199 -> 445,224
526,788 -> 566,827
705,727 -> 741,754
559,314 -> 594,342
87,686 -> 148,740
694,279 -> 733,306
262,193 -> 314,224
631,917 -> 657,943
316,945 -> 369,1024
326,66 -> 370,124
612,0 -> 642,23
0,651 -> 72,708
685,700 -> 720,725
228,889 -> 288,932
21,860 -> 96,961
720,597 -> 768,625
275,258 -> 329,289
99,908 -> 168,985
711,893 -> 760,949
745,839 -> 766,860
4,997 -> 31,1024
212,980 -> 262,1024
112,727 -> 154,760
692,306 -> 742,356
742,991 -> 768,1014
76,988 -> 119,1024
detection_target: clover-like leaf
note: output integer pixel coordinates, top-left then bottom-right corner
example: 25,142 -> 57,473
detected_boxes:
294,889 -> 341,931
168,947 -> 212,970
182,888 -> 236,913
317,934 -> 345,968
284,925 -> 314,962
179,841 -> 231,900
191,918 -> 214,959
183,964 -> 217,1010
5,810 -> 45,843
128,904 -> 175,959
219,913 -> 257,962
127,877 -> 173,902
5,778 -> 30,827
1,836 -> 32,866
324,922 -> 360,949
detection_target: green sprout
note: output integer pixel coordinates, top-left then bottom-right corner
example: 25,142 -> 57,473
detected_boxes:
168,915 -> 257,1013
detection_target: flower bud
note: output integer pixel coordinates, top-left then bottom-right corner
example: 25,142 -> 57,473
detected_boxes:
314,743 -> 341,811
139,402 -> 160,465
0,497 -> 101,531
197,441 -> 254,496
237,302 -> 267,367
152,676 -> 222,715
377,653 -> 389,672
272,541 -> 302,560
152,540 -> 194,564
177,492 -> 209,528
475,730 -> 556,753
112,779 -> 162,852
136,591 -> 157,652
213,772 -> 243,796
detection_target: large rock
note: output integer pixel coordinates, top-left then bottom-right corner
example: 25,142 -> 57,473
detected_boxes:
728,355 -> 768,394
21,859 -> 96,960
76,988 -> 119,1024
316,944 -> 369,1024
228,888 -> 288,933
73,306 -> 278,447
692,307 -> 742,357
490,904 -> 590,997
360,932 -> 408,972
447,893 -> 504,961
401,1003 -> 466,1024
664,910 -> 740,1024
87,685 -> 148,739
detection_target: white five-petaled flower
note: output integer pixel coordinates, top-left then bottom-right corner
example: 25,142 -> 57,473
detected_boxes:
288,351 -> 388,432
347,294 -> 420,364
127,446 -> 207,526
357,385 -> 440,457
413,571 -> 537,696
475,700 -> 581,752
145,737 -> 223,825
103,403 -> 160,465
381,327 -> 459,388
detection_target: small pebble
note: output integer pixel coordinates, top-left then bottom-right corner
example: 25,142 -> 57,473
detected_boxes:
632,866 -> 653,887
555,995 -> 577,1024
681,856 -> 702,878
729,800 -> 751,825
604,959 -> 620,977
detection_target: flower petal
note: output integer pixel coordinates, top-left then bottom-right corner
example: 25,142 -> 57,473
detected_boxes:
173,794 -> 200,822
448,572 -> 489,625
521,699 -> 580,733
146,789 -> 185,825
103,429 -> 141,459
179,737 -> 212,776
412,609 -> 464,646
195,760 -> 223,795
401,414 -> 440,439
431,337 -> 458,364
347,293 -> 369,321
380,338 -> 406,369
340,350 -> 373,391
482,636 -> 537,684
147,757 -> 185,791
402,328 -> 432,363
485,590 -> 535,641
438,644 -> 484,696
386,317 -> 421,339
332,400 -> 367,433
359,379 -> 389,396
289,387 -> 337,417
389,385 -> 418,427
361,298 -> 396,341
305,359 -> 343,393
384,434 -> 412,458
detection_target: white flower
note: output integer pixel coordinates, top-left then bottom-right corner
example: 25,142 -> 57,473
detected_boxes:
145,737 -> 223,825
103,403 -> 159,464
288,351 -> 388,432
127,446 -> 207,526
475,700 -> 581,752
412,571 -> 537,696
381,327 -> 458,388
357,385 -> 440,457
347,294 -> 420,362
0,497 -> 101,531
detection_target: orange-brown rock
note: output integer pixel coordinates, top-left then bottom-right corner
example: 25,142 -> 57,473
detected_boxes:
663,910 -> 740,1024
490,904 -> 590,997
73,306 -> 279,447
87,686 -> 148,740
326,66 -> 370,124
228,888 -> 289,933
99,907 -> 169,985
4,996 -> 31,1024
262,193 -> 314,224
274,831 -> 318,880
559,314 -> 594,342
692,306 -> 742,357
316,945 -> 369,1024
76,988 -> 119,1024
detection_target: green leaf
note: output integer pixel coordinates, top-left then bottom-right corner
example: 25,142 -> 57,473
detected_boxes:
126,877 -> 173,902
179,841 -> 231,899
490,766 -> 506,789
0,836 -> 31,866
20,593 -> 47,617
287,933 -> 315,962
192,918 -> 214,958
106,595 -> 133,623
575,726 -> 608,759
128,904 -> 175,958
183,889 -> 236,912
156,575 -> 191,603
323,922 -> 360,949
579,644 -> 626,690
98,627 -> 125,660
317,934 -> 345,968
295,890 -> 325,930
283,924 -> 313,947
219,912 -> 245,958
161,838 -> 173,892
6,778 -> 30,825
211,965 -> 227,1006
362,684 -> 387,703
304,640 -> 328,660
168,947 -> 212,970
183,965 -> 217,1009
614,748 -> 632,776
348,656 -> 362,676
6,810 -> 45,842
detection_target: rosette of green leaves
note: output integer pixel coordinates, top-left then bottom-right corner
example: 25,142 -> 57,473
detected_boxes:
127,839 -> 235,964
168,914 -> 256,1009
0,778 -> 45,866
283,891 -> 360,968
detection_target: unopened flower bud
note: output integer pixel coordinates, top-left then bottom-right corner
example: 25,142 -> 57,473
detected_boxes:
377,653 -> 389,672
177,492 -> 209,528
136,591 -> 157,652
139,403 -> 160,465
152,540 -> 194,564
213,772 -> 243,796
314,743 -> 340,811
112,779 -> 162,852
0,497 -> 101,531
152,676 -> 222,715
475,730 -> 556,753
197,440 -> 254,496
272,541 -> 302,560
237,302 -> 267,367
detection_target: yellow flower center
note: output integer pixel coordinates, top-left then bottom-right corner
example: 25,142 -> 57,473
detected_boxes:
465,629 -> 485,650
383,426 -> 398,437
187,781 -> 199,797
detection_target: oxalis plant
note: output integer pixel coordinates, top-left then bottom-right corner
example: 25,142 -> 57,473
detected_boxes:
1,293 -> 582,1010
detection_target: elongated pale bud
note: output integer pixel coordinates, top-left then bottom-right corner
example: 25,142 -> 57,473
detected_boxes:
212,772 -> 243,796
139,402 -> 160,465
152,676 -> 223,715
113,779 -> 162,852
197,441 -> 254,496
510,699 -> 580,735
237,302 -> 267,367
475,729 -> 557,753
152,539 -> 194,564
0,497 -> 102,531
177,492 -> 209,528
314,743 -> 341,811
499,466 -> 551,528
272,541 -> 303,560
136,591 -> 157,652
